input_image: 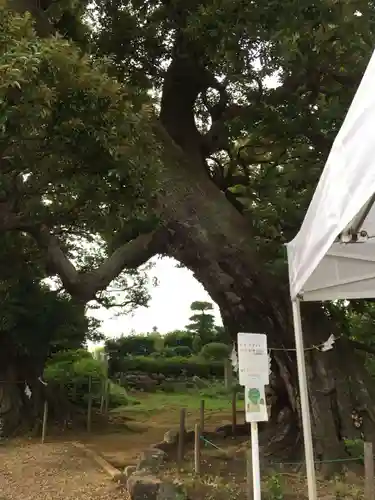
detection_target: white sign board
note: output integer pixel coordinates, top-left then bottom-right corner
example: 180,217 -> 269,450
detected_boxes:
237,333 -> 269,385
245,375 -> 268,423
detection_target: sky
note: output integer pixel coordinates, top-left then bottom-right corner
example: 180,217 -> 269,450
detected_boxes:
88,256 -> 222,342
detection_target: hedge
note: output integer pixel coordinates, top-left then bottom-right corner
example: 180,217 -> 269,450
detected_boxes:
109,355 -> 224,378
200,342 -> 231,360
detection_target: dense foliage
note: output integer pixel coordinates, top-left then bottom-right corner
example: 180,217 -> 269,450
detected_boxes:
44,349 -> 129,409
3,2 -> 375,347
109,354 -> 225,379
200,342 -> 231,361
105,300 -> 231,380
0,234 -> 99,378
105,300 -> 230,374
0,6 -> 157,307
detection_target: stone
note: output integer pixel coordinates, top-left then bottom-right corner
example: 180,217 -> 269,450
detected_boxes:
124,465 -> 137,478
157,481 -> 187,500
127,473 -> 187,500
192,375 -> 209,388
127,474 -> 160,500
152,441 -> 173,454
136,448 -> 167,473
164,429 -> 178,444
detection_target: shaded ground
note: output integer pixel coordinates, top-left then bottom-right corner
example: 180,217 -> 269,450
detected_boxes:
81,391 -> 243,469
0,391 -> 366,500
0,442 -> 126,500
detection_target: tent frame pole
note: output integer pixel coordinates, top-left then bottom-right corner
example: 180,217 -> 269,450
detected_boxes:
292,298 -> 317,500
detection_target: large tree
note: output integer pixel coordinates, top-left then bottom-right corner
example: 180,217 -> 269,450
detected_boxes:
0,233 -> 102,435
3,0 -> 375,461
186,301 -> 216,345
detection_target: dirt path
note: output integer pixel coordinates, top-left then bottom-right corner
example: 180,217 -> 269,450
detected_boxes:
0,442 -> 126,500
82,406 -> 240,469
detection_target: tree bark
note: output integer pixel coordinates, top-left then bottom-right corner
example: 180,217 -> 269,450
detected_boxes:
154,151 -> 375,464
153,61 -> 375,462
0,365 -> 30,437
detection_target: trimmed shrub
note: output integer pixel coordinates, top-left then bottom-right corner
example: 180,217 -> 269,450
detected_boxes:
109,355 -> 224,379
173,345 -> 193,357
200,342 -> 231,360
164,330 -> 194,349
106,334 -> 156,357
160,347 -> 178,357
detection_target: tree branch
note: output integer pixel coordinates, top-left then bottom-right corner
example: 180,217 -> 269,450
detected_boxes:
0,205 -> 31,231
29,225 -> 165,302
202,104 -> 247,155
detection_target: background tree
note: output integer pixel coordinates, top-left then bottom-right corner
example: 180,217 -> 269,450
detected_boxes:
186,301 -> 216,345
0,233 -> 101,435
214,326 -> 231,345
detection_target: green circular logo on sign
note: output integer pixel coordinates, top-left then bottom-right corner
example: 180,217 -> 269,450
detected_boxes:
248,388 -> 261,404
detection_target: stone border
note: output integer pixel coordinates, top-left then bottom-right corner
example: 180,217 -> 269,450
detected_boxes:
71,441 -> 124,482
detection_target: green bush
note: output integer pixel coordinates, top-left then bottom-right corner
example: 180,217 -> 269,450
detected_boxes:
160,347 -> 178,357
164,330 -> 194,349
44,349 -> 105,383
192,335 -> 202,353
107,381 -> 130,407
44,349 -> 130,409
160,346 -> 192,357
200,342 -> 231,360
173,345 -> 192,357
344,438 -> 364,463
106,334 -> 156,357
110,355 -> 224,378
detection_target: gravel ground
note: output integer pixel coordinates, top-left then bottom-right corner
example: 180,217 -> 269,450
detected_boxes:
0,442 -> 127,500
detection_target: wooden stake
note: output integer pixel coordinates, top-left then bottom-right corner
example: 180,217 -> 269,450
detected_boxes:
224,359 -> 232,390
177,408 -> 186,463
104,380 -> 110,415
232,389 -> 237,436
364,442 -> 374,500
100,379 -> 105,414
200,399 -> 205,433
194,423 -> 201,475
246,448 -> 253,500
41,400 -> 48,444
87,376 -> 92,433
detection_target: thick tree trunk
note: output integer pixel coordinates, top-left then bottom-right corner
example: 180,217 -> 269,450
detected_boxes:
0,342 -> 46,438
153,133 -> 375,465
0,366 -> 27,437
151,51 -> 375,465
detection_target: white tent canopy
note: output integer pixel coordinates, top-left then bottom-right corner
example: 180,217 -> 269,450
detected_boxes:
287,50 -> 375,302
285,49 -> 375,500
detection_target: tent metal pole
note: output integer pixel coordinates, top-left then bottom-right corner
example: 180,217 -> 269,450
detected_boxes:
292,298 -> 317,500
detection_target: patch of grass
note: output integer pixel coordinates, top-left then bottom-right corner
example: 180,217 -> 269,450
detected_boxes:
344,438 -> 364,464
110,385 -> 245,432
124,390 -> 234,413
162,465 -> 243,500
